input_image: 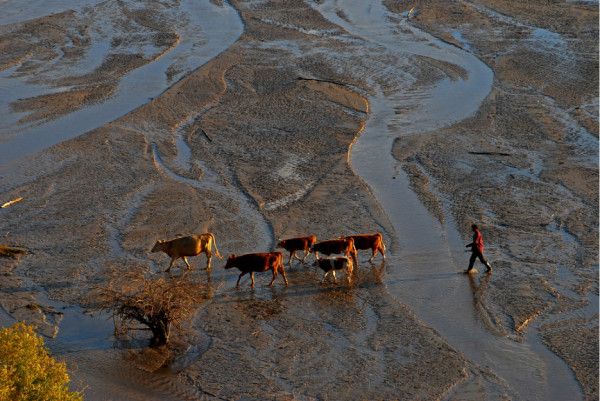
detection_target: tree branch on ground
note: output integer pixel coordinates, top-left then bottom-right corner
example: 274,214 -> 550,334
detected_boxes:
0,245 -> 27,258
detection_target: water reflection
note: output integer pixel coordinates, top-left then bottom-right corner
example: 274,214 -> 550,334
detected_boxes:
370,260 -> 386,284
467,271 -> 492,317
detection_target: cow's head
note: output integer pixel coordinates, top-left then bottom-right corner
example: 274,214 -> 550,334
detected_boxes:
151,240 -> 165,253
224,254 -> 236,269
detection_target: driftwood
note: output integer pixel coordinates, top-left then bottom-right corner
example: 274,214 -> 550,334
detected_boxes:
468,151 -> 511,157
1,197 -> 23,208
0,245 -> 27,258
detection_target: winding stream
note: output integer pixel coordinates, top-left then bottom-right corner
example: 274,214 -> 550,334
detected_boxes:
0,0 -> 243,166
311,1 -> 582,400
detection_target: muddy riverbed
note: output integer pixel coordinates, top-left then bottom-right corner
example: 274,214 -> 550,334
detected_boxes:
0,0 -> 597,400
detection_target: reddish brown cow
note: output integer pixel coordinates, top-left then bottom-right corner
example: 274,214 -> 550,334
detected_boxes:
311,238 -> 357,264
224,252 -> 288,288
314,256 -> 354,284
276,235 -> 317,266
343,233 -> 386,263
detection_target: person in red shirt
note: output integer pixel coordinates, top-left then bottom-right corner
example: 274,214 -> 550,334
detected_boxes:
465,224 -> 492,273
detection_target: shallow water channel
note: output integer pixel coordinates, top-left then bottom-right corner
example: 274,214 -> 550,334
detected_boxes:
312,1 -> 583,400
0,0 -> 243,165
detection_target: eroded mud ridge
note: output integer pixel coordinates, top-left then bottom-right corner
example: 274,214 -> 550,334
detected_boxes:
0,0 -> 597,400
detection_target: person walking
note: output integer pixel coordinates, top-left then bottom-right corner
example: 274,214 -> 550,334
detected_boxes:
465,224 -> 492,274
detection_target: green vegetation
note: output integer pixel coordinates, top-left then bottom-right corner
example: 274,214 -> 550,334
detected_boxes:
0,322 -> 82,401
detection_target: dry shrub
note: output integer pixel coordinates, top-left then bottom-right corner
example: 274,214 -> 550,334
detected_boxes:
92,266 -> 211,347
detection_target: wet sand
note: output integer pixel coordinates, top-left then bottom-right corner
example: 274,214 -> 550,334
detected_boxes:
385,1 -> 598,399
0,0 -> 598,400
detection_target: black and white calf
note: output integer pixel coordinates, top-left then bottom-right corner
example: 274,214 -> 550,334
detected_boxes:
314,256 -> 354,284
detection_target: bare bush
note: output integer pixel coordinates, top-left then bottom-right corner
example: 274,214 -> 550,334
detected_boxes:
92,267 -> 211,347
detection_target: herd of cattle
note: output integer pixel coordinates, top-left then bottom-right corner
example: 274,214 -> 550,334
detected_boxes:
151,233 -> 386,287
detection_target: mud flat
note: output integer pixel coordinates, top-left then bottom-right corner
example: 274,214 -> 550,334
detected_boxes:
385,0 -> 599,399
0,0 -> 243,163
308,1 -> 591,400
0,0 -> 597,400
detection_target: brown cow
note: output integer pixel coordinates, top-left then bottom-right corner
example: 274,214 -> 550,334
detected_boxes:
314,256 -> 354,284
151,233 -> 222,272
224,252 -> 288,288
343,233 -> 386,263
276,235 -> 317,266
311,238 -> 357,264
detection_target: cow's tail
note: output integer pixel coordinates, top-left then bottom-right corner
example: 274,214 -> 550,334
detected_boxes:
209,233 -> 223,259
377,232 -> 387,260
378,232 -> 386,252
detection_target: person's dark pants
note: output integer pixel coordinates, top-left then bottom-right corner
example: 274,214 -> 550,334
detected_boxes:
468,250 -> 491,271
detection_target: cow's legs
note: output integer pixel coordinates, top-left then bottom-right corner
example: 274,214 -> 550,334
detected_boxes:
322,271 -> 330,284
369,248 -> 377,263
332,270 -> 337,283
301,250 -> 310,263
165,257 -> 177,272
292,251 -> 303,262
371,245 -> 386,262
236,271 -> 247,287
183,257 -> 192,270
251,272 -> 256,288
280,265 -> 289,286
287,251 -> 295,267
346,260 -> 354,282
314,251 -> 320,260
205,250 -> 212,270
269,269 -> 277,287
